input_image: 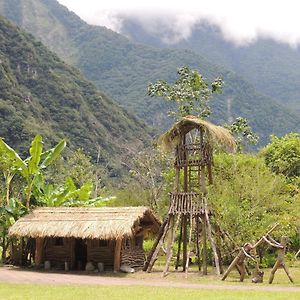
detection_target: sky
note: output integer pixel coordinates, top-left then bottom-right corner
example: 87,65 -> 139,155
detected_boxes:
57,0 -> 300,47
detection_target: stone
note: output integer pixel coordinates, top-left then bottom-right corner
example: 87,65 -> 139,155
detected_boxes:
120,264 -> 135,273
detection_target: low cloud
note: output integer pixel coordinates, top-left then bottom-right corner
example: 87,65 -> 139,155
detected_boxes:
58,0 -> 300,47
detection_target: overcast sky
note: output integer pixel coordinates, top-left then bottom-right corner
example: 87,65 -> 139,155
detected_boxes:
57,0 -> 300,47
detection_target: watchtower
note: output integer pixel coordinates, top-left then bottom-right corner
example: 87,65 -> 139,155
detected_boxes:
144,116 -> 236,276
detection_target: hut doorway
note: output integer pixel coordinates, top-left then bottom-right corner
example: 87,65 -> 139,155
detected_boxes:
75,239 -> 87,270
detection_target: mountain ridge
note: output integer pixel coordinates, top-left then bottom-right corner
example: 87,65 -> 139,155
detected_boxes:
0,0 -> 299,147
0,16 -> 152,176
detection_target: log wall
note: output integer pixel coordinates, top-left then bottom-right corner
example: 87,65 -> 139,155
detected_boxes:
87,239 -> 115,269
121,237 -> 145,269
44,237 -> 74,269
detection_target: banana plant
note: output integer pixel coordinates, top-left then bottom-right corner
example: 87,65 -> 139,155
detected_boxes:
33,175 -> 113,207
0,135 -> 66,208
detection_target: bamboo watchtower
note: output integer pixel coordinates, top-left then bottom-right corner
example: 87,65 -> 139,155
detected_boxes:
144,116 -> 236,276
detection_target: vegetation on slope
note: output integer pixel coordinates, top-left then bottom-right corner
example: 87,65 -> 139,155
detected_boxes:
0,0 -> 299,145
0,16 -> 152,174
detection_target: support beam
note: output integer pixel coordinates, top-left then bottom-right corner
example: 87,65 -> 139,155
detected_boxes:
35,238 -> 44,267
114,238 -> 122,272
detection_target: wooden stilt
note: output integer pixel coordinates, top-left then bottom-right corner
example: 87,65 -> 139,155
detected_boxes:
185,213 -> 194,277
175,216 -> 183,270
162,215 -> 180,277
195,215 -> 201,271
182,215 -> 188,271
204,199 -> 220,276
201,214 -> 208,275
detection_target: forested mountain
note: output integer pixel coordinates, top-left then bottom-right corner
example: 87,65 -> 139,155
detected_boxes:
0,16 -> 152,175
0,0 -> 299,146
121,20 -> 300,112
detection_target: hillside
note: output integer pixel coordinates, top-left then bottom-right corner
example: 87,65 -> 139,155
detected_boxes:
0,16 -> 152,175
121,20 -> 300,112
0,0 -> 299,146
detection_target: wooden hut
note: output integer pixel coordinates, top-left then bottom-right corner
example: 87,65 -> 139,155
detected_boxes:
9,207 -> 160,272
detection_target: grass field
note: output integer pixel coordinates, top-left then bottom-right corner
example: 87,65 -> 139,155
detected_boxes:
0,283 -> 299,300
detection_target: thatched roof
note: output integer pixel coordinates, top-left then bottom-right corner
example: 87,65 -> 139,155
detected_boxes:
9,207 -> 161,240
158,116 -> 236,152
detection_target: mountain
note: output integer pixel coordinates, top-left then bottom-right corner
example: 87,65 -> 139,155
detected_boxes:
0,16 -> 152,176
121,20 -> 300,113
0,0 -> 299,146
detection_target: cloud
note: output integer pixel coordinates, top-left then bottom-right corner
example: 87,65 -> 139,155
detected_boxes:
57,0 -> 300,47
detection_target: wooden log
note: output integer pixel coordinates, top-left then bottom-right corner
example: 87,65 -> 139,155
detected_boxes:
35,237 -> 44,267
182,215 -> 188,271
204,199 -> 220,276
114,238 -> 122,272
162,215 -> 180,277
175,217 -> 183,270
185,213 -> 194,277
201,214 -> 208,275
143,218 -> 168,271
146,218 -> 170,272
195,216 -> 201,271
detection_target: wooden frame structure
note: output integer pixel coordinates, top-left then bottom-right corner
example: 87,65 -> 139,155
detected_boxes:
9,207 -> 160,271
144,116 -> 236,276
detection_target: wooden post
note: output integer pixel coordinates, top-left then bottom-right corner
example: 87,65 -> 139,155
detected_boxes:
182,215 -> 188,271
146,218 -> 170,272
175,216 -> 183,270
143,218 -> 169,271
204,199 -> 220,276
114,238 -> 122,272
185,213 -> 194,277
195,216 -> 201,271
35,237 -> 44,267
201,215 -> 208,275
162,215 -> 180,277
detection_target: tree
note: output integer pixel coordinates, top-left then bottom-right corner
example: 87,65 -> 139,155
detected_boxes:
261,133 -> 300,179
148,66 -> 223,119
225,117 -> 259,152
0,135 -> 66,208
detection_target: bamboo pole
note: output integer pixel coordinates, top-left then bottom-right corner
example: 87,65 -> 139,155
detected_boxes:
195,215 -> 201,271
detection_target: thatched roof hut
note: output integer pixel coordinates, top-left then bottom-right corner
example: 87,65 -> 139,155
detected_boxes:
9,207 -> 161,271
9,206 -> 160,239
158,115 -> 236,153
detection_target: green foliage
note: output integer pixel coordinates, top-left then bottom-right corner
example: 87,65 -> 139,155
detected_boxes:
209,153 -> 299,246
225,117 -> 259,152
261,133 -> 300,179
148,66 -> 222,119
0,1 -> 299,146
0,16 -> 152,171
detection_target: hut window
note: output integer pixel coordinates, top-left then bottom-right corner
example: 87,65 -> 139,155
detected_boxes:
99,240 -> 109,247
54,237 -> 64,246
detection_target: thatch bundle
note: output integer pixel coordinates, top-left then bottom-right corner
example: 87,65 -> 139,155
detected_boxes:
158,116 -> 236,152
9,207 -> 160,240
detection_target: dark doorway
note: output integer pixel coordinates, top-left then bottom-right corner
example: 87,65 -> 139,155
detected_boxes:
75,239 -> 87,270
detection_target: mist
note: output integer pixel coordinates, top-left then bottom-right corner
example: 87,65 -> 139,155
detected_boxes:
58,0 -> 300,47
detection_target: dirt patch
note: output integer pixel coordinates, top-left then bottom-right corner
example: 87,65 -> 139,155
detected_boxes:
0,266 -> 299,293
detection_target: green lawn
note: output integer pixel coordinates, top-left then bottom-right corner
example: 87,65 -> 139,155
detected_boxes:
0,284 -> 299,300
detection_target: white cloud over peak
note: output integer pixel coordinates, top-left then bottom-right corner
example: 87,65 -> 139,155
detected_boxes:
57,0 -> 300,47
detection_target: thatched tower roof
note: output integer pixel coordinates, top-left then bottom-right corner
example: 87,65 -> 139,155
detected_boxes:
9,207 -> 161,240
158,116 -> 236,152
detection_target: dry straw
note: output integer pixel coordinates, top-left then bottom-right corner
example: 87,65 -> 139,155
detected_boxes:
9,207 -> 160,240
158,116 -> 236,153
